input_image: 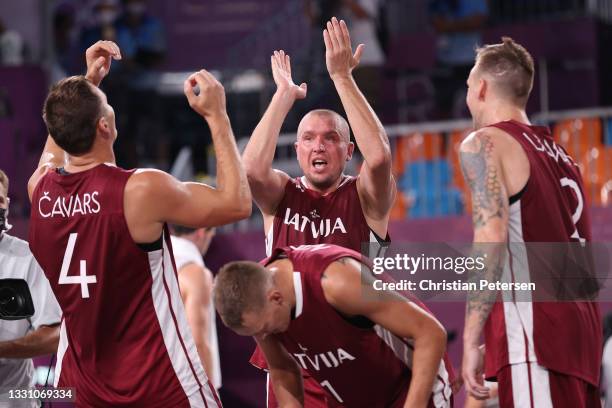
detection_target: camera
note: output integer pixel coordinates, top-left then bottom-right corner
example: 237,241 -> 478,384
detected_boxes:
0,279 -> 34,320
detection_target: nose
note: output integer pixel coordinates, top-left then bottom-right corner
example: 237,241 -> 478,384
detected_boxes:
313,137 -> 325,152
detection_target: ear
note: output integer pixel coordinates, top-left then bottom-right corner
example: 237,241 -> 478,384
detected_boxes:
97,116 -> 111,137
294,141 -> 299,153
269,290 -> 283,305
478,78 -> 487,101
346,141 -> 355,161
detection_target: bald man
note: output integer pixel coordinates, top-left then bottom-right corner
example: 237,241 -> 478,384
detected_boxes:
242,17 -> 396,407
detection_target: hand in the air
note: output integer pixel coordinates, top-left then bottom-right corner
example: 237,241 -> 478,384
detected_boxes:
85,40 -> 122,87
183,69 -> 227,120
271,50 -> 307,100
323,17 -> 364,80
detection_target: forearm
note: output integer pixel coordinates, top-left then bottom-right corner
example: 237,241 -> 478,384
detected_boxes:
242,90 -> 294,179
269,367 -> 304,407
194,338 -> 215,383
37,135 -> 67,169
332,75 -> 391,169
0,325 -> 59,359
404,327 -> 446,407
464,242 -> 506,347
207,113 -> 251,215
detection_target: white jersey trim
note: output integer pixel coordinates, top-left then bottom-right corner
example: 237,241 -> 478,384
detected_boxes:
53,319 -> 68,387
293,272 -> 304,318
504,200 -> 537,366
148,236 -> 220,407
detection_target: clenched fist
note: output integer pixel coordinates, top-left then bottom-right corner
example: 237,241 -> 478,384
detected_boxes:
183,70 -> 227,120
85,40 -> 121,87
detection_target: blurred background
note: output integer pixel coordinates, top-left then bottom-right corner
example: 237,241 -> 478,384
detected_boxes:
1,0 -> 612,407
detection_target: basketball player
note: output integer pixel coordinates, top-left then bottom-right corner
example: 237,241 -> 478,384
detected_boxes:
27,41 -> 251,407
171,226 -> 221,390
459,38 -> 602,407
242,17 -> 395,406
214,244 -> 452,407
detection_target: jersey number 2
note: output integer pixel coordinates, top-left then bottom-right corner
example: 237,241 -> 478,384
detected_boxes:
560,177 -> 586,244
59,233 -> 97,298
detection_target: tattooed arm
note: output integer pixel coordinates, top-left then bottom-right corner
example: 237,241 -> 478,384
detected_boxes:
459,129 -> 509,400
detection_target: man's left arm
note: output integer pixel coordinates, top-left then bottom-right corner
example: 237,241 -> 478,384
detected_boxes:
178,263 -> 215,382
0,257 -> 63,358
323,18 -> 395,222
0,326 -> 59,359
459,129 -> 509,400
322,259 -> 447,408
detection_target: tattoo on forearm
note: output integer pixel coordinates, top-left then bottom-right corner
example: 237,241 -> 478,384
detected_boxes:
466,250 -> 505,324
460,135 -> 505,229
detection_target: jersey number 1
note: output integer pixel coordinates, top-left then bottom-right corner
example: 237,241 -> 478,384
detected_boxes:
59,233 -> 97,298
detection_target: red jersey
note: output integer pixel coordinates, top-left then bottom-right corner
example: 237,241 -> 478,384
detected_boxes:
29,164 -> 221,407
252,175 -> 390,374
484,120 -> 602,385
267,244 -> 452,407
265,176 -> 387,256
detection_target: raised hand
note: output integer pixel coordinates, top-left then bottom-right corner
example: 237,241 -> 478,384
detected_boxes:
183,70 -> 227,120
323,17 -> 364,80
85,41 -> 121,87
271,50 -> 307,100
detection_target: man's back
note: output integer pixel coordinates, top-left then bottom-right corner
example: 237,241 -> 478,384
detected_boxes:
485,119 -> 601,386
29,164 -> 220,407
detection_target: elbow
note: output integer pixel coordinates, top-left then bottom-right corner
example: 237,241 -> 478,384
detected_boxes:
367,140 -> 392,171
236,200 -> 253,219
232,191 -> 253,219
243,156 -> 266,182
419,318 -> 447,355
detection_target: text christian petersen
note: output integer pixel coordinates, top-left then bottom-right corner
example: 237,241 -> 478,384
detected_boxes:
370,253 -> 536,292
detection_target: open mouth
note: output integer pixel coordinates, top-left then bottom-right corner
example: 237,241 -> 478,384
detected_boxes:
312,159 -> 328,170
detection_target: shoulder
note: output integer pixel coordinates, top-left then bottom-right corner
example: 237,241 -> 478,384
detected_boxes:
0,234 -> 31,257
320,257 -> 363,303
125,168 -> 178,199
171,236 -> 204,268
28,164 -> 55,200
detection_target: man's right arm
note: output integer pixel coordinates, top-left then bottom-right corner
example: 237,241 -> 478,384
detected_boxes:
242,51 -> 306,215
255,334 -> 304,407
125,70 -> 251,242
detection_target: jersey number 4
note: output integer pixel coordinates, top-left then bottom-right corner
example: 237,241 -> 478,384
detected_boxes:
59,233 -> 97,298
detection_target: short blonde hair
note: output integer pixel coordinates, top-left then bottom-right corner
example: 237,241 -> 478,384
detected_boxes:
476,37 -> 535,106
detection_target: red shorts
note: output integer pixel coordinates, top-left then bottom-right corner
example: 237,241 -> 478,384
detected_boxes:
496,362 -> 601,408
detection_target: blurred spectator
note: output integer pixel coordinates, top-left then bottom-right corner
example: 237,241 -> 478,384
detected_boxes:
342,0 -> 385,111
300,0 -> 343,112
0,19 -> 24,65
429,0 -> 488,118
51,4 -> 80,81
115,0 -> 166,71
80,0 -> 120,51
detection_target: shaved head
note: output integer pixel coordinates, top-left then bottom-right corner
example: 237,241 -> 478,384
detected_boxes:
297,109 -> 350,143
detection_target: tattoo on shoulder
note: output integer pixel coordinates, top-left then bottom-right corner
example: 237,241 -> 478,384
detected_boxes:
460,134 -> 505,228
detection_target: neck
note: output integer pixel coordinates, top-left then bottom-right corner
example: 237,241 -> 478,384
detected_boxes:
270,258 -> 297,310
65,147 -> 116,173
476,101 -> 530,129
303,174 -> 344,195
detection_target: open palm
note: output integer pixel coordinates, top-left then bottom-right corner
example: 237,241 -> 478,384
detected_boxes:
271,50 -> 307,100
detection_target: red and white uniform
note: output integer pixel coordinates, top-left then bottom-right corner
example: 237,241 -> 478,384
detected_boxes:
29,164 -> 221,407
266,244 -> 452,407
265,176 -> 387,257
254,175 -> 389,407
485,120 -> 602,407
